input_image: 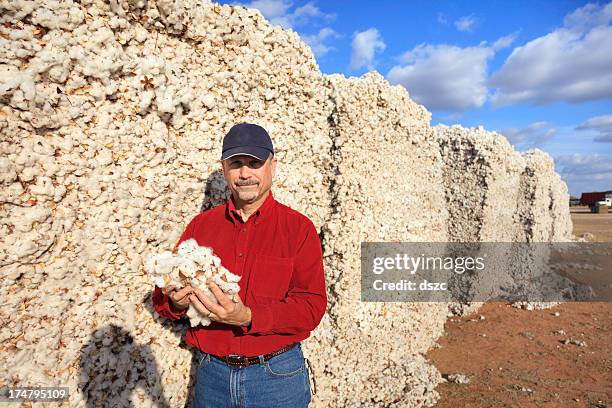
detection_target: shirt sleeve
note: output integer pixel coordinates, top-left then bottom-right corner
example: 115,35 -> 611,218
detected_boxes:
151,215 -> 199,321
243,219 -> 327,335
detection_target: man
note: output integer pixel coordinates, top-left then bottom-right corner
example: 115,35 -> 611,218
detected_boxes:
152,123 -> 327,407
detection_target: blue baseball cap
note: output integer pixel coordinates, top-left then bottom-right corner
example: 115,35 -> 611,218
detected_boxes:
220,123 -> 274,161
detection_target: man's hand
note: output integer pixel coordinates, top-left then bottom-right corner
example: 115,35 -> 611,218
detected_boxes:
190,282 -> 252,327
162,285 -> 192,312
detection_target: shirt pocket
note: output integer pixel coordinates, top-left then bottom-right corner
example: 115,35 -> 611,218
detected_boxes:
251,254 -> 294,300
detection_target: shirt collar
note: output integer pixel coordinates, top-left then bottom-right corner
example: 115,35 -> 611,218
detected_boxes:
226,190 -> 275,224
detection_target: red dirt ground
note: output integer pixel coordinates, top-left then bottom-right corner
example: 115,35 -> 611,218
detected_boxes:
426,208 -> 612,408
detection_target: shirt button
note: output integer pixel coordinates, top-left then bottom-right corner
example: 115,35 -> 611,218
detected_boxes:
254,220 -> 260,225
238,252 -> 243,257
241,228 -> 247,232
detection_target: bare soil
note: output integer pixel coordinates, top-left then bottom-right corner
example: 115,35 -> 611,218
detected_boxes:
426,208 -> 612,408
570,206 -> 612,242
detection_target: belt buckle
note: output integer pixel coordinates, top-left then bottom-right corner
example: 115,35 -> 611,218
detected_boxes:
226,354 -> 249,367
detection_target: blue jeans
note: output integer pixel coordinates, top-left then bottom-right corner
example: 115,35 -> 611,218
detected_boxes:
194,344 -> 312,408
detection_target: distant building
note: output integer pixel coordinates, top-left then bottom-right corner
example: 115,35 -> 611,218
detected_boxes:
579,191 -> 612,206
580,190 -> 612,212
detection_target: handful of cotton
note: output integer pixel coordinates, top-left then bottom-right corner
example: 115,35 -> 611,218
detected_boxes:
145,239 -> 241,327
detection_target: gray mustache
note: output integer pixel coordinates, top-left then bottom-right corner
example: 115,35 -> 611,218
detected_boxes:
235,180 -> 259,186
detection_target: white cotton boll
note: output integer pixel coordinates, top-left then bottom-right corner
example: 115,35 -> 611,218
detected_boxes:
69,7 -> 85,25
68,45 -> 84,60
89,83 -> 106,101
228,273 -> 241,284
0,158 -> 16,184
155,88 -> 176,113
212,271 -> 239,294
140,56 -> 164,76
153,277 -> 166,288
185,306 -> 197,321
140,90 -> 154,111
15,48 -> 32,60
48,65 -> 70,83
0,74 -> 21,96
177,238 -> 198,256
106,81 -> 118,96
19,75 -> 36,101
134,28 -> 148,43
178,87 -> 193,105
186,306 -> 211,327
176,258 -> 197,277
29,177 -> 55,197
189,274 -> 206,288
21,166 -> 39,182
155,257 -> 178,276
96,149 -> 114,166
126,207 -> 141,218
198,263 -> 214,276
13,206 -> 51,233
221,267 -> 241,283
13,238 -> 37,257
144,257 -> 157,274
222,282 -> 240,294
109,0 -> 127,17
42,159 -> 59,177
92,27 -> 114,45
145,251 -> 177,283
189,246 -> 213,266
158,251 -> 176,262
78,286 -> 97,304
201,94 -> 216,109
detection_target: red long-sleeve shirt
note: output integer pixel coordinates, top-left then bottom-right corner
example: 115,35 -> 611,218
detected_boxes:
152,191 -> 327,357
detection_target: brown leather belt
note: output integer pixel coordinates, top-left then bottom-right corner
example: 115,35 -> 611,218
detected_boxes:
209,343 -> 297,367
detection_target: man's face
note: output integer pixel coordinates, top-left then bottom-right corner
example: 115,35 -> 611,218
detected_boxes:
221,154 -> 277,204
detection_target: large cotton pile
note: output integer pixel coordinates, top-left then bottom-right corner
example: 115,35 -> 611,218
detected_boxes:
313,73 -> 450,406
435,124 -> 571,243
0,1 -> 571,407
435,125 -> 572,313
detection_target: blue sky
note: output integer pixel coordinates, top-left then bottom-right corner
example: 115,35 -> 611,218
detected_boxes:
223,0 -> 612,196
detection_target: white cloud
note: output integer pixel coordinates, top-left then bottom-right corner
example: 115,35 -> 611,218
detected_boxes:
386,34 -> 515,112
349,28 -> 386,71
576,114 -> 612,142
437,12 -> 448,25
563,2 -> 612,31
556,154 -> 612,175
292,2 -> 335,25
386,33 -> 515,112
454,15 -> 477,32
489,2 -> 612,106
238,0 -> 335,29
492,32 -> 519,51
555,153 -> 612,195
499,121 -> 557,149
302,27 -> 341,57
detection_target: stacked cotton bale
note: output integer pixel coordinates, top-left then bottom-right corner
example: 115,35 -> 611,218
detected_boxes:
435,125 -> 526,242
512,150 -> 573,309
1,1 -> 332,406
435,125 -> 524,314
316,72 -> 450,407
435,127 -> 573,311
434,126 -> 572,244
549,173 -> 572,242
518,150 -> 571,242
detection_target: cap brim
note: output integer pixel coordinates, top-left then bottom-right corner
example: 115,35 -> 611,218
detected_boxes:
220,146 -> 272,161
